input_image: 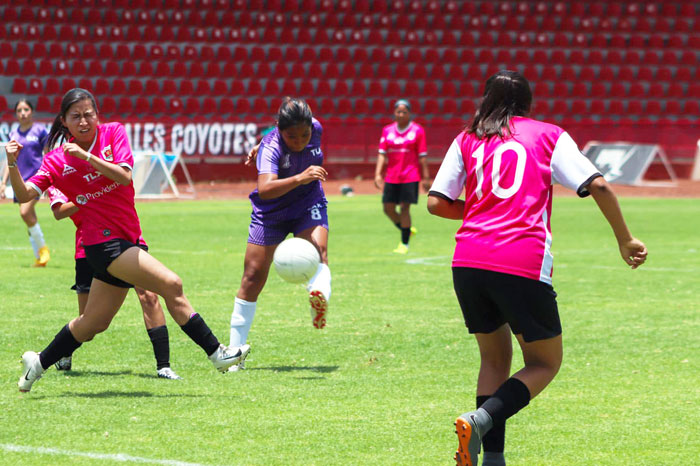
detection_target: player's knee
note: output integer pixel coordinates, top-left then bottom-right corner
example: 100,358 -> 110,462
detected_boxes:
163,274 -> 184,297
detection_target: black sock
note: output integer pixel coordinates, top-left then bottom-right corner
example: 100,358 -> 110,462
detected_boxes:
39,324 -> 82,370
481,378 -> 531,426
477,395 -> 506,453
394,222 -> 401,230
400,227 -> 410,245
147,325 -> 170,370
180,313 -> 220,356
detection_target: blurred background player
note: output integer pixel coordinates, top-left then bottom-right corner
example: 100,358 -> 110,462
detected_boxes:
229,97 -> 332,371
427,71 -> 647,466
48,186 -> 181,380
374,99 -> 430,254
8,88 -> 247,393
1,99 -> 50,267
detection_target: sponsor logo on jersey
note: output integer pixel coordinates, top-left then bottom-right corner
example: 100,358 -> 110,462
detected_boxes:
101,145 -> 113,162
310,148 -> 322,157
282,153 -> 291,168
76,194 -> 88,205
62,164 -> 77,175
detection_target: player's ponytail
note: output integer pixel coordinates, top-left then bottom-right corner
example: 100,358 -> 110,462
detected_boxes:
468,70 -> 532,140
46,88 -> 99,151
277,97 -> 313,131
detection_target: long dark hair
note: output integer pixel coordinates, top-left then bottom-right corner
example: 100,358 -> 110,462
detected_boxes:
468,70 -> 532,139
46,88 -> 99,151
276,97 -> 313,131
14,98 -> 34,112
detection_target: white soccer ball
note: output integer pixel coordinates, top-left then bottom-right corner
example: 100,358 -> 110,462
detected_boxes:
273,237 -> 321,284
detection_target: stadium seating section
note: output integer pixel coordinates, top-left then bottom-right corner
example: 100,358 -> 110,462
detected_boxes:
0,0 -> 698,125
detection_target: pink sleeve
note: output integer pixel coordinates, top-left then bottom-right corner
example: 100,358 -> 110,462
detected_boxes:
26,165 -> 53,196
378,127 -> 388,153
417,125 -> 427,156
110,123 -> 134,169
47,186 -> 69,206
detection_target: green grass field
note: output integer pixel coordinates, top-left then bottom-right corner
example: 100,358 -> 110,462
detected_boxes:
0,193 -> 698,465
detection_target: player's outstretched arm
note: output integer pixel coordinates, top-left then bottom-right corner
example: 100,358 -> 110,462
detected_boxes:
587,176 -> 647,269
427,193 -> 464,220
5,140 -> 38,203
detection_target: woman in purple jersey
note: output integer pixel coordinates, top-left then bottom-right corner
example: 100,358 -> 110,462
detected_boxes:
228,98 -> 332,371
1,99 -> 51,267
427,71 -> 647,465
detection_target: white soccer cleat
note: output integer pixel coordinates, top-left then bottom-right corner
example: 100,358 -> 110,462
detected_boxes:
309,289 -> 328,329
208,344 -> 250,373
18,351 -> 44,393
157,367 -> 182,380
227,361 -> 246,373
55,356 -> 72,371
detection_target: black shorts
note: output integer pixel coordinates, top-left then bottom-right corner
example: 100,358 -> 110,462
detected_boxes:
452,267 -> 562,343
84,239 -> 148,289
382,181 -> 419,204
71,257 -> 94,294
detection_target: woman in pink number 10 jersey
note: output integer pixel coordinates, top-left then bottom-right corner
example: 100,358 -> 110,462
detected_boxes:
428,71 -> 647,466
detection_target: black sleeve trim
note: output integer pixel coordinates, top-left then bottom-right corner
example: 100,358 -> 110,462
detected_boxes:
428,190 -> 454,202
576,173 -> 603,198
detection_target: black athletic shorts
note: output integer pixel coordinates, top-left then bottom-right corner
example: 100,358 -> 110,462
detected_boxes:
382,181 -> 419,204
84,239 -> 148,289
452,267 -> 562,342
71,257 -> 94,294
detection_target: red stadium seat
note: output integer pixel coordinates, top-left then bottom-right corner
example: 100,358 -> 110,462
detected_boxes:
168,98 -> 184,115
179,80 -> 195,96
100,96 -> 116,114
682,100 -> 699,115
185,98 -> 200,114
161,79 -> 177,96
116,97 -> 133,115
151,97 -> 166,114
111,79 -> 126,95
127,80 -> 143,95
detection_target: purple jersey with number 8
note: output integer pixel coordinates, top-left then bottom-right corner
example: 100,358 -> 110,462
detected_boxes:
249,118 -> 326,216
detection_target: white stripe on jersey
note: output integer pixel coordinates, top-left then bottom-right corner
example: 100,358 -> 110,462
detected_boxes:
539,191 -> 554,285
429,138 -> 466,201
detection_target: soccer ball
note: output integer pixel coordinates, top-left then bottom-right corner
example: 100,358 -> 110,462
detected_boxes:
273,237 -> 320,284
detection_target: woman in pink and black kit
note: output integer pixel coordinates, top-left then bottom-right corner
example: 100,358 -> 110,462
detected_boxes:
7,89 -> 248,393
428,71 -> 647,465
47,186 -> 181,379
374,99 -> 431,254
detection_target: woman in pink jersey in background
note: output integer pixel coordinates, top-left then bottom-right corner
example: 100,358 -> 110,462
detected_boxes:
47,186 -> 181,380
428,71 -> 647,466
374,99 -> 431,254
7,88 -> 249,393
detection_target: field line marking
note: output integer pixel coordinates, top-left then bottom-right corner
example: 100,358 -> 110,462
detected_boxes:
0,443 -> 215,466
405,255 -> 450,266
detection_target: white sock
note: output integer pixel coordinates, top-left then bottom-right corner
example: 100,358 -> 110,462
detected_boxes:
28,234 -> 39,259
307,263 -> 332,301
230,297 -> 256,347
28,223 -> 46,255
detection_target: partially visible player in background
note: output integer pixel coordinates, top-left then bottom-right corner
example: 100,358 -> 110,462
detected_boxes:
48,186 -> 181,379
1,99 -> 50,267
229,97 -> 332,372
8,88 -> 247,393
374,99 -> 430,254
427,71 -> 647,466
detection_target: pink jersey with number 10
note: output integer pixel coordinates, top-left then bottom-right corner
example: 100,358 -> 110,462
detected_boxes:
430,117 -> 601,285
27,122 -> 142,246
